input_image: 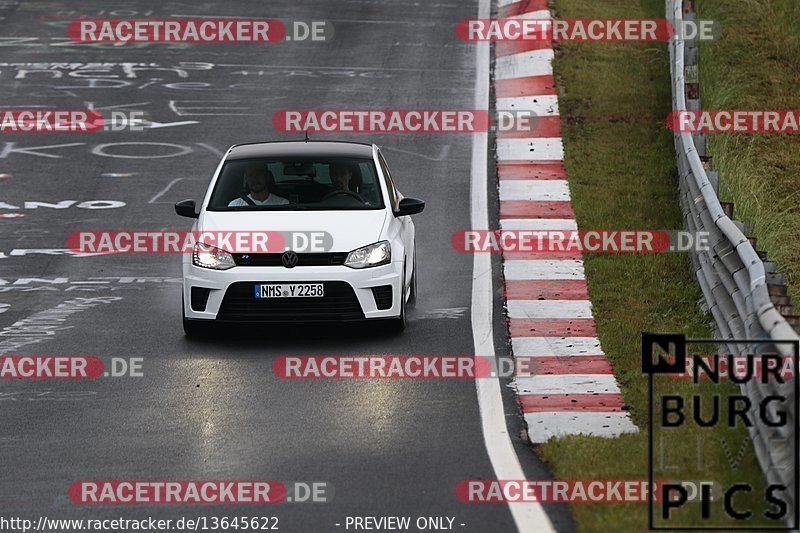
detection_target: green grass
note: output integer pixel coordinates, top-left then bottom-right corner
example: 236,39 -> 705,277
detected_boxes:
698,0 -> 800,304
532,0 -> 777,530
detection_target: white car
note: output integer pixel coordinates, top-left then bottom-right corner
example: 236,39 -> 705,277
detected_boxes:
175,141 -> 424,336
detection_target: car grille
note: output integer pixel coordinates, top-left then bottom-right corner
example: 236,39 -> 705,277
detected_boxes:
232,252 -> 348,267
216,281 -> 364,322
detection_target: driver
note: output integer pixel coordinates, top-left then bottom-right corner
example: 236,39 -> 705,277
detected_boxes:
323,162 -> 368,204
228,165 -> 289,207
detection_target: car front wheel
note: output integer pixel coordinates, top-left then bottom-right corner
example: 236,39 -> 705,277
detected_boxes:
408,256 -> 417,309
388,268 -> 407,334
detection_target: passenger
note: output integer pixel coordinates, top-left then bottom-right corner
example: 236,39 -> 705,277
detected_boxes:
330,162 -> 355,192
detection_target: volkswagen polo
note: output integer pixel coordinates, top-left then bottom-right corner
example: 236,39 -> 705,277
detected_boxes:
175,141 -> 424,336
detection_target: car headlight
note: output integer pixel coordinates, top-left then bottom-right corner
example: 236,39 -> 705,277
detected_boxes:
192,242 -> 235,270
345,241 -> 391,269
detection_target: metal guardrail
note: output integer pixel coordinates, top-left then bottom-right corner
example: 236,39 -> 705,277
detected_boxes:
666,0 -> 799,517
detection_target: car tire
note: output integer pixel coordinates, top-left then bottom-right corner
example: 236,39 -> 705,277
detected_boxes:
388,268 -> 407,334
408,255 -> 417,310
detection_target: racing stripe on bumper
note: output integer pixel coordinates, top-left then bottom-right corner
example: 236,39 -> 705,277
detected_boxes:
493,7 -> 637,443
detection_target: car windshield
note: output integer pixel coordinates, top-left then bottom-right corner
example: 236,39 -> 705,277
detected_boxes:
207,157 -> 384,211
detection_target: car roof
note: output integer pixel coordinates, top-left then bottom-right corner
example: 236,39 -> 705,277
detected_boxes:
226,141 -> 375,160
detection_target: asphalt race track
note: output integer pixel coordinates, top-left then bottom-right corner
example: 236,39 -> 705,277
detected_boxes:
0,1 -> 573,531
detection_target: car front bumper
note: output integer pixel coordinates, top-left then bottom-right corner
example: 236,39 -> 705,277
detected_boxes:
182,261 -> 403,322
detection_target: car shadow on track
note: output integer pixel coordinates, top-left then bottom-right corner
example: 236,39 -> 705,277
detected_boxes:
182,321 -> 405,350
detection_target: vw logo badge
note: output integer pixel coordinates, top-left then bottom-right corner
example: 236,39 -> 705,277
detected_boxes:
281,250 -> 299,268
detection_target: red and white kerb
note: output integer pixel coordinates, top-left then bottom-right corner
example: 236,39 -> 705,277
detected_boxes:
494,0 -> 637,442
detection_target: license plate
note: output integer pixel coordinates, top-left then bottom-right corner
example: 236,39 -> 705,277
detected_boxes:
255,283 -> 324,298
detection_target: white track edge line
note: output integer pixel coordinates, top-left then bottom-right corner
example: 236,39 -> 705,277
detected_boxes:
472,0 -> 554,530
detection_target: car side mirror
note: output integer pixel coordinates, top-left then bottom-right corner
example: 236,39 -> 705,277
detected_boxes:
394,197 -> 425,217
175,199 -> 199,218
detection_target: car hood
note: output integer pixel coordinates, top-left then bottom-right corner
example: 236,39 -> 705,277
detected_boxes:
197,209 -> 388,252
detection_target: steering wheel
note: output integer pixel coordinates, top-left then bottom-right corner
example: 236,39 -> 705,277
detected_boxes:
321,190 -> 366,202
